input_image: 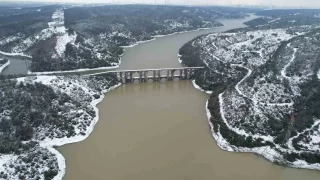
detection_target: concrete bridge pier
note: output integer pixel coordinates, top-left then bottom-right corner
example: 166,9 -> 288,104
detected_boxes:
101,67 -> 204,84
144,71 -> 148,82
125,72 -> 132,83
190,69 -> 195,77
114,72 -> 119,82
169,70 -> 175,81
183,69 -> 188,79
153,70 -> 159,82
119,72 -> 123,83
166,70 -> 170,81
139,71 -> 143,82
157,70 -> 161,81
188,69 -> 192,79
129,72 -> 134,83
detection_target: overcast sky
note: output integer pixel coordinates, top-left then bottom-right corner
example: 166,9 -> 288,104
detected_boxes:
3,0 -> 320,8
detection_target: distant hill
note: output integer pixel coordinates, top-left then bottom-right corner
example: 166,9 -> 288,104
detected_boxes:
0,4 -> 256,73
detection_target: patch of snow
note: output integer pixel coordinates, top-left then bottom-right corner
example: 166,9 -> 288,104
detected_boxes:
212,42 -> 218,49
192,80 -> 212,94
268,18 -> 281,23
206,96 -> 320,170
0,154 -> 17,174
13,75 -> 122,179
232,64 -> 252,98
0,60 -> 10,73
28,65 -> 120,75
0,51 -> 31,58
55,32 -> 77,57
204,99 -> 284,167
120,38 -> 156,48
0,8 -> 68,55
0,34 -> 24,45
177,53 -> 182,64
281,47 -> 298,79
49,9 -> 64,29
38,79 -> 121,180
225,38 -> 232,44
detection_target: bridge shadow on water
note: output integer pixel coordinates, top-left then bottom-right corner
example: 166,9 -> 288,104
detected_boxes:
119,79 -> 190,96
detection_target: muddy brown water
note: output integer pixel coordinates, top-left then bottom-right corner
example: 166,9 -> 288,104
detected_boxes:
57,15 -> 320,180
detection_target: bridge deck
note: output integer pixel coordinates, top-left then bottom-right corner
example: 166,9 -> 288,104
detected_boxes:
107,67 -> 204,73
89,67 -> 204,83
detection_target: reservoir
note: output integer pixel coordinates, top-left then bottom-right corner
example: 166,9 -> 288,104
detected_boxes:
57,15 -> 320,180
0,54 -> 30,75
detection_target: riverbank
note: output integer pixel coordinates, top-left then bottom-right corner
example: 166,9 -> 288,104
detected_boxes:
57,13 -> 320,180
0,75 -> 121,179
40,81 -> 121,180
28,26 -> 223,76
0,60 -> 10,73
0,51 -> 32,59
190,72 -> 320,171
27,65 -> 120,75
179,20 -> 320,170
2,13 -> 259,76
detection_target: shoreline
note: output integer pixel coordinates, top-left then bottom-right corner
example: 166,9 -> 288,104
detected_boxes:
15,26 -> 224,76
0,51 -> 32,58
188,66 -> 320,171
0,76 -> 122,179
0,15 -> 266,179
120,26 -> 221,49
28,65 -> 120,75
0,60 -> 10,73
40,81 -> 122,180
191,80 -> 213,94
205,98 -> 320,171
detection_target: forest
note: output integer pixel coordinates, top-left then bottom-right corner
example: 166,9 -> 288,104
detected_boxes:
0,4 -> 258,72
180,10 -> 320,167
0,74 -> 118,179
232,9 -> 320,33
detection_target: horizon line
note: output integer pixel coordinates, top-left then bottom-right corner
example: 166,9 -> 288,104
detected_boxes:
0,1 -> 320,9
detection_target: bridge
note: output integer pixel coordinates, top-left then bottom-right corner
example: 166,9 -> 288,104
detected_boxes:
92,67 -> 204,84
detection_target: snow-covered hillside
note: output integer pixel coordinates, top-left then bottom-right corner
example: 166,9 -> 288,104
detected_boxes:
0,8 -> 67,55
180,26 -> 320,169
1,5 -> 253,73
0,75 -> 120,179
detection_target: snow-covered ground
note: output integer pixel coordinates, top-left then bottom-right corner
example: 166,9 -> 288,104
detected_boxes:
28,64 -> 119,75
281,47 -> 298,79
0,51 -> 32,58
190,84 -> 320,170
184,25 -> 320,170
268,18 -> 281,23
0,8 -> 69,56
0,75 -> 121,179
36,76 -> 121,180
55,32 -> 77,57
50,9 -> 78,58
204,98 -> 320,170
192,80 -> 212,94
